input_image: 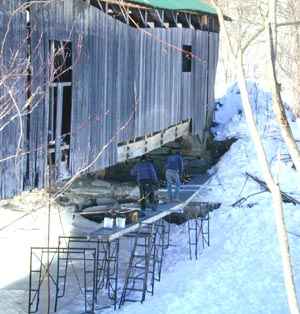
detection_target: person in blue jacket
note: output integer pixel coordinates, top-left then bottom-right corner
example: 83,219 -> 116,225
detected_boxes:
165,149 -> 183,202
131,155 -> 159,213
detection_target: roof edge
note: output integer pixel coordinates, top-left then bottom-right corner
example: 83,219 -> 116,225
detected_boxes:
125,0 -> 217,16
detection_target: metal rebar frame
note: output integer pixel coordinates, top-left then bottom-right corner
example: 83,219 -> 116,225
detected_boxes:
55,236 -> 120,311
118,223 -> 157,308
106,239 -> 120,310
55,237 -> 98,313
187,211 -> 210,260
147,222 -> 159,296
55,246 -> 96,313
28,246 -> 96,314
28,247 -> 55,314
153,220 -> 166,283
28,216 -> 176,313
163,220 -> 171,250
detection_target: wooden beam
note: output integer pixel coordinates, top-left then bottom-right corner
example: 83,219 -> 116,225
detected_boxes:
177,12 -> 190,28
108,4 -> 128,23
200,15 -> 208,30
150,9 -> 165,28
191,14 -> 201,30
119,5 -> 129,24
87,188 -> 205,242
184,13 -> 193,28
91,0 -> 104,10
49,82 -> 72,88
55,85 -> 63,180
117,120 -> 191,162
135,8 -> 148,27
101,0 -> 149,11
164,10 -> 177,27
90,0 -> 219,31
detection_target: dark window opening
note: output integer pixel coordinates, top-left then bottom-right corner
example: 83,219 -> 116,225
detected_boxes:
48,86 -> 57,166
182,45 -> 192,73
50,40 -> 72,83
48,86 -> 58,144
48,85 -> 72,168
61,86 -> 72,146
48,40 -> 73,172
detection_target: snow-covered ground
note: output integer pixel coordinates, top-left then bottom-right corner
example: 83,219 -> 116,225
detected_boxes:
1,82 -> 300,314
97,82 -> 300,314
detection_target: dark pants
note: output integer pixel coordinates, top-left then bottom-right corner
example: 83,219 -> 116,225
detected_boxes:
138,179 -> 157,210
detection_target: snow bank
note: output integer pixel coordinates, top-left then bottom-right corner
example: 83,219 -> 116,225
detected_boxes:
95,82 -> 300,314
12,82 -> 298,314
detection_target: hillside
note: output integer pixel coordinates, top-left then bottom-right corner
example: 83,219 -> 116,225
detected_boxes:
94,82 -> 300,314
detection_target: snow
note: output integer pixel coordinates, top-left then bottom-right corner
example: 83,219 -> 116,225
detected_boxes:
1,82 -> 300,314
103,81 -> 300,314
55,82 -> 300,314
96,82 -> 300,314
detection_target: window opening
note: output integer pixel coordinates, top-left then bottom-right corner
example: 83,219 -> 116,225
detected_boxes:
182,45 -> 192,73
48,40 -> 72,178
51,41 -> 72,83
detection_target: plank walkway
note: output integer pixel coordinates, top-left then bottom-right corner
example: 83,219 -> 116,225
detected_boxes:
74,183 -> 203,242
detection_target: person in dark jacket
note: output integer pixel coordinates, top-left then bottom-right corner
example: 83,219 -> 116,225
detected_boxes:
165,149 -> 183,202
131,155 -> 159,212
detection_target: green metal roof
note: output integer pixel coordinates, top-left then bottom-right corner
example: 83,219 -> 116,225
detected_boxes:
127,0 -> 217,15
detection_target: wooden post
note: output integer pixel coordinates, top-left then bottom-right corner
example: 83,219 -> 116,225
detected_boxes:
55,85 -> 63,180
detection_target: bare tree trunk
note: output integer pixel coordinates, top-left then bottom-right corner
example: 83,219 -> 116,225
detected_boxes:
292,1 -> 300,118
240,63 -> 299,314
267,0 -> 300,172
211,2 -> 300,313
295,30 -> 300,116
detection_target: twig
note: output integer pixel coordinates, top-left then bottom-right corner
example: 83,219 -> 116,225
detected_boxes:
246,172 -> 300,205
288,231 -> 300,239
231,190 -> 267,207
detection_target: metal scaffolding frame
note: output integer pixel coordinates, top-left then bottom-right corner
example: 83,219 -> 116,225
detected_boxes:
55,236 -> 120,311
187,211 -> 210,260
118,219 -> 169,308
28,246 -> 96,314
118,223 -> 156,307
27,192 -> 214,313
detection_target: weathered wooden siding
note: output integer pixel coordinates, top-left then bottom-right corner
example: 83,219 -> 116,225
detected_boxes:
0,0 -> 27,198
208,32 -> 219,123
28,0 -> 76,190
0,0 -> 219,198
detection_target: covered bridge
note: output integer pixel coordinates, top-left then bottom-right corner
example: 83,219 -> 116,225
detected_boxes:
0,0 -> 219,198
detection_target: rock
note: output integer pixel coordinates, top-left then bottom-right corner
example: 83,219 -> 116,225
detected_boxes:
82,204 -> 113,213
112,183 -> 138,200
62,193 -> 96,210
91,179 -> 112,189
95,197 -> 116,206
72,213 -> 101,232
120,202 -> 139,210
70,186 -> 111,197
0,200 -> 10,207
207,138 -> 237,163
185,158 -> 212,174
0,203 -> 23,212
128,187 -> 140,199
164,213 -> 188,225
79,198 -> 97,210
56,196 -> 70,206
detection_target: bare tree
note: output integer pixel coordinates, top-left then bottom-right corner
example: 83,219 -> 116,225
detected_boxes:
210,1 -> 300,313
266,0 -> 300,172
216,0 -> 300,172
276,0 -> 300,117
